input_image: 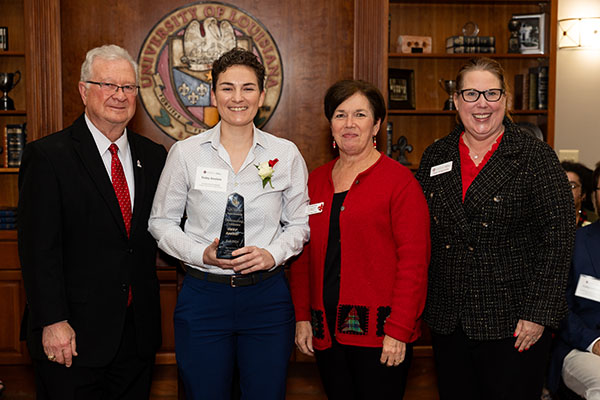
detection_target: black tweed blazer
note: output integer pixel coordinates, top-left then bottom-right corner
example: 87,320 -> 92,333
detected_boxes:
416,118 -> 576,340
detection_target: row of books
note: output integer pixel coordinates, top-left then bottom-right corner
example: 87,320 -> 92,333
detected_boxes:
0,207 -> 17,230
446,35 -> 496,54
514,66 -> 548,110
2,123 -> 26,168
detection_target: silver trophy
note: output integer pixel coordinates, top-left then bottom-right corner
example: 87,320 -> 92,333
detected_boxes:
0,71 -> 21,110
438,79 -> 457,110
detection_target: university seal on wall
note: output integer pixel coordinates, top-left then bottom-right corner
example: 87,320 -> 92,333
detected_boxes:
138,2 -> 283,140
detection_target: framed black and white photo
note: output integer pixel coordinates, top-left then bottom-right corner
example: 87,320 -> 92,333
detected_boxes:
388,68 -> 415,110
512,13 -> 546,54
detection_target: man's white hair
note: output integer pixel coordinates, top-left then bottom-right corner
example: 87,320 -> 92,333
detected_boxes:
80,44 -> 138,84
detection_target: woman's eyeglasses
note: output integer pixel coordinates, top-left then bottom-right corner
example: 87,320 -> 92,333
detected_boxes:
457,88 -> 504,102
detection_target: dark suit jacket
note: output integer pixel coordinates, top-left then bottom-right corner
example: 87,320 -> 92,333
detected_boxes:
18,114 -> 167,367
549,221 -> 600,392
415,117 -> 575,340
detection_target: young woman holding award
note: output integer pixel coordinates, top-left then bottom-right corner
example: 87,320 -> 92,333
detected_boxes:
149,48 -> 309,400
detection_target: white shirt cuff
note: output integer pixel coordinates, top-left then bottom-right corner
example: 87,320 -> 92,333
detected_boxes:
586,337 -> 600,352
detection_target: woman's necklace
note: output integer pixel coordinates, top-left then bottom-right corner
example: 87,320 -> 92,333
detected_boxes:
470,151 -> 485,160
465,131 -> 503,162
468,145 -> 492,161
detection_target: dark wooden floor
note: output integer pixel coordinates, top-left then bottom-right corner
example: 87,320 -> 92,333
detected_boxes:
0,356 -> 439,399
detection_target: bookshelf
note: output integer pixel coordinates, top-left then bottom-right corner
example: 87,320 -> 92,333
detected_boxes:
0,0 -> 62,364
0,0 -> 26,213
355,0 -> 557,168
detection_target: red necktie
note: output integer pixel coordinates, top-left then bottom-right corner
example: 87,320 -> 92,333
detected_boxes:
109,144 -> 132,235
109,144 -> 133,305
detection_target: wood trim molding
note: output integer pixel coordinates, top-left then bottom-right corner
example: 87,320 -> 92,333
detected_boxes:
353,0 -> 389,150
546,0 -> 557,147
353,0 -> 388,92
24,0 -> 63,142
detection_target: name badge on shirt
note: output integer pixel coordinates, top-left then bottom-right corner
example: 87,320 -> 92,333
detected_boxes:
430,161 -> 453,177
306,202 -> 324,215
575,274 -> 600,303
195,167 -> 228,192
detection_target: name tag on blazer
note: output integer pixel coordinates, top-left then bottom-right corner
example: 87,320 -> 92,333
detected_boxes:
430,161 -> 453,177
306,202 -> 324,215
575,274 -> 600,303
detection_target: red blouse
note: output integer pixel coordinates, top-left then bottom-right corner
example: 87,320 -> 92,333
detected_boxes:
459,132 -> 503,201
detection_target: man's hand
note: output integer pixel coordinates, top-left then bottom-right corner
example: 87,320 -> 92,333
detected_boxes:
42,321 -> 78,367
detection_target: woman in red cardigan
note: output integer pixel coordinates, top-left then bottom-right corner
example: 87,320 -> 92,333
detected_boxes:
290,79 -> 430,399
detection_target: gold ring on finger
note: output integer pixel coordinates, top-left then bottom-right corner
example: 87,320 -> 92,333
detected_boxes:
48,354 -> 56,361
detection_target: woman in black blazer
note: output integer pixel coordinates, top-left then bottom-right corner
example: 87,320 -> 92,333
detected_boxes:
416,57 -> 576,400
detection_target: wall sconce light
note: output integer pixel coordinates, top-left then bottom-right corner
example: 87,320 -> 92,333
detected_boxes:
558,17 -> 600,49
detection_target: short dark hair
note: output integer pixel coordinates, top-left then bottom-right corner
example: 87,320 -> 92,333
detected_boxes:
323,80 -> 386,124
212,48 -> 265,92
562,161 -> 592,193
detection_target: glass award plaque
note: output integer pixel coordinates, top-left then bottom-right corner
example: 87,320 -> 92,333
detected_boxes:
216,193 -> 245,259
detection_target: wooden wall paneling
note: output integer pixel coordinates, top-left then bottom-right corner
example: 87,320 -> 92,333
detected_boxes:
0,172 -> 19,209
156,269 -> 177,365
0,230 -> 19,270
60,0 -> 355,172
353,0 -> 388,153
405,353 -> 439,400
24,0 -> 63,142
354,0 -> 388,89
0,270 -> 28,364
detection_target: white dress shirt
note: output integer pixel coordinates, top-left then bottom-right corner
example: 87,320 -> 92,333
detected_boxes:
149,122 -> 310,275
85,114 -> 135,210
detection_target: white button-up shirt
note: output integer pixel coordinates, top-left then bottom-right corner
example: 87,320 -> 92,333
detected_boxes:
86,114 -> 135,210
149,122 -> 310,275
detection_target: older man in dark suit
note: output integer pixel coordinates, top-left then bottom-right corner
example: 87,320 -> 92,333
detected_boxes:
18,44 -> 166,399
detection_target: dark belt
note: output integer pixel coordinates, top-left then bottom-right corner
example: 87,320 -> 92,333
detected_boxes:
185,266 -> 283,287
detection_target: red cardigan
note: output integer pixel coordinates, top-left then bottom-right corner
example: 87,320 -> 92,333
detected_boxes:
290,154 -> 430,349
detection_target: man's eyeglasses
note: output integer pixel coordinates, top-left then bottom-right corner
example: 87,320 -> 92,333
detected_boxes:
457,88 -> 505,103
86,81 -> 139,95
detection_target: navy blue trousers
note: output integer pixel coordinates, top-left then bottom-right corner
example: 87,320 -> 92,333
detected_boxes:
174,270 -> 294,400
